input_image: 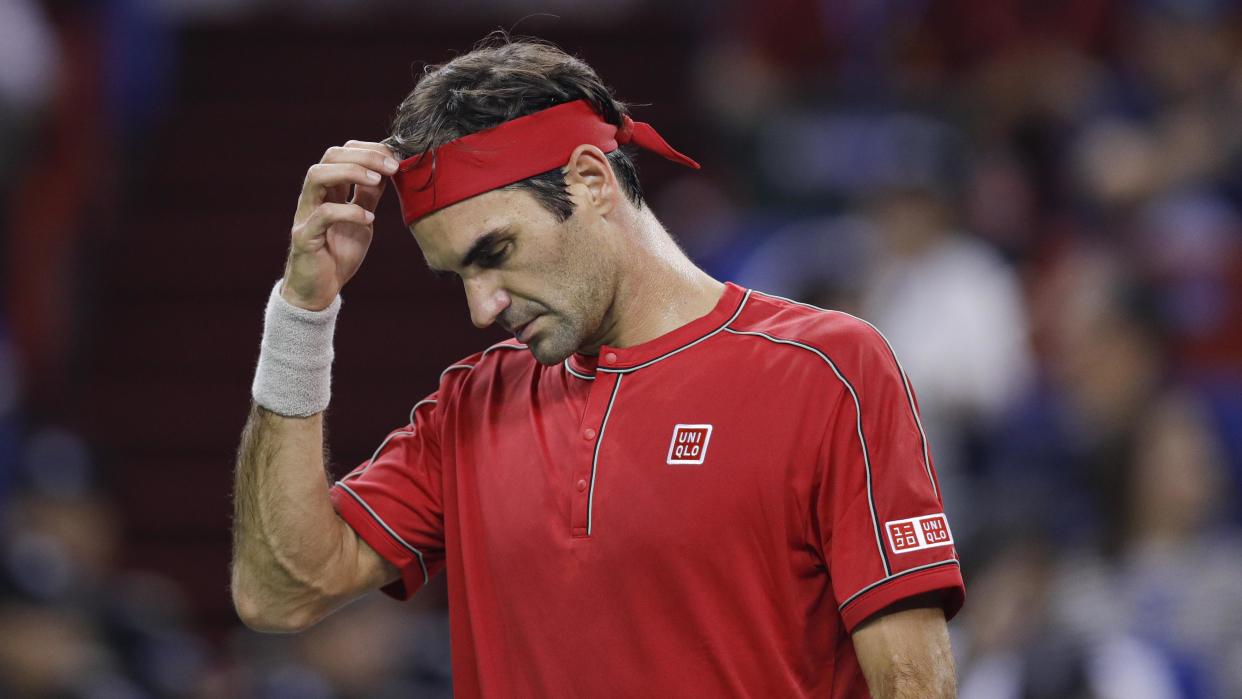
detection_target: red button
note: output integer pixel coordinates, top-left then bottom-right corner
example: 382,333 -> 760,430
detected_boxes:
604,352 -> 618,363
576,479 -> 588,492
583,427 -> 596,440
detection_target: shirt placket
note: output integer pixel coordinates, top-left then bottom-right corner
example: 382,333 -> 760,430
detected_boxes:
571,368 -> 621,538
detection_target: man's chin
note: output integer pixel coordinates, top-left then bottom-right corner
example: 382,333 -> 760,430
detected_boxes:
523,334 -> 577,366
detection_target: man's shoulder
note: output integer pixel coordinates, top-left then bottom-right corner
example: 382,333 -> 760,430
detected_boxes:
726,288 -> 913,408
730,288 -> 891,363
435,339 -> 532,391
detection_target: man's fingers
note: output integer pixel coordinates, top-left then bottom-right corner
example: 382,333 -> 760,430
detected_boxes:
344,140 -> 399,160
297,202 -> 375,242
314,144 -> 401,213
292,141 -> 400,229
351,180 -> 387,212
305,162 -> 382,189
298,163 -> 384,218
323,145 -> 400,175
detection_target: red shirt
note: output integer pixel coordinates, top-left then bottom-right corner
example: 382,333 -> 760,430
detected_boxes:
330,283 -> 964,698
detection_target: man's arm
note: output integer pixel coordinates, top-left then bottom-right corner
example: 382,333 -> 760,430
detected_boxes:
851,593 -> 957,699
231,140 -> 403,632
231,405 -> 398,632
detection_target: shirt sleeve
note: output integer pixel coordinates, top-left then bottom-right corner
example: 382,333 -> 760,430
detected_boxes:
814,321 -> 965,633
330,392 -> 447,600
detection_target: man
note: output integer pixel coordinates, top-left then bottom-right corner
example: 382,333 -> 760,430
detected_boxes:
231,37 -> 964,698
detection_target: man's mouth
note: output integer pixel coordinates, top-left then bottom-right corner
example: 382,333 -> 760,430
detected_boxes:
513,316 -> 541,343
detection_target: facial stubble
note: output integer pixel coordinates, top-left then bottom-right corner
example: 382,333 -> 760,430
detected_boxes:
524,218 -> 613,366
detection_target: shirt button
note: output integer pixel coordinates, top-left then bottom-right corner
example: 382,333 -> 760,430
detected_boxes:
583,427 -> 596,440
576,479 -> 588,492
604,352 -> 618,363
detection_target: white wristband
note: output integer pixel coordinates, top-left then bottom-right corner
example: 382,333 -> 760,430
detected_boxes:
251,280 -> 341,417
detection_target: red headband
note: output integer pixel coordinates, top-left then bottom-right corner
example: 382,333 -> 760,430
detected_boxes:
391,99 -> 700,224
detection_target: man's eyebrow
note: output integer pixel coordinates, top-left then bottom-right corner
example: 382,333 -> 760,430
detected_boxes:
423,226 -> 512,275
458,227 -> 512,269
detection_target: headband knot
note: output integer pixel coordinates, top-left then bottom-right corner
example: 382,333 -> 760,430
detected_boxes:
616,115 -> 636,145
391,99 -> 699,224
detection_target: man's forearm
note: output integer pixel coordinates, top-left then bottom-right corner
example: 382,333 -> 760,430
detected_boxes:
864,652 -> 956,699
853,602 -> 957,699
231,403 -> 354,631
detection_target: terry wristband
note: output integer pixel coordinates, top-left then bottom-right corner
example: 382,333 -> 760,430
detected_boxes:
251,280 -> 341,417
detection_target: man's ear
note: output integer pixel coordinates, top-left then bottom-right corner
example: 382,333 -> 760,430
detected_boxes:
564,144 -> 617,217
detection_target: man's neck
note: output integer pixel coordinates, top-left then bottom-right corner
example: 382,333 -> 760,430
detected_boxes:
586,208 -> 726,353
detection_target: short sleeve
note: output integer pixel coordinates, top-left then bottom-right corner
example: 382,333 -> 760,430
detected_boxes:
330,392 -> 447,600
815,323 -> 965,632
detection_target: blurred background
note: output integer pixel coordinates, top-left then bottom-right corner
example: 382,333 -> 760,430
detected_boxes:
2,0 -> 1242,696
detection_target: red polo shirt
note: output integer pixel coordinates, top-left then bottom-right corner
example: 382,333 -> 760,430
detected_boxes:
330,283 -> 964,698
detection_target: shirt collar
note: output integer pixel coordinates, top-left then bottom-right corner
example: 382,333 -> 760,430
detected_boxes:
567,282 -> 748,376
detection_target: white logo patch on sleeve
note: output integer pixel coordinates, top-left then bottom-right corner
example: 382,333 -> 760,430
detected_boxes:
885,513 -> 953,554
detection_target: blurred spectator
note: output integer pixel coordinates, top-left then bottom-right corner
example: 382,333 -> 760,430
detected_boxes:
1132,191 -> 1242,374
0,0 -> 58,181
955,537 -> 1185,699
986,249 -> 1165,553
0,425 -> 212,697
0,602 -> 134,697
223,593 -> 452,699
4,0 -> 102,416
1054,390 -> 1242,698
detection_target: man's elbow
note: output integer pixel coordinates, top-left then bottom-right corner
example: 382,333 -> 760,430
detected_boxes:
230,570 -> 323,633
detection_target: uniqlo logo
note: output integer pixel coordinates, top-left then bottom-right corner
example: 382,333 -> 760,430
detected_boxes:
667,424 -> 713,465
888,522 -> 920,552
885,513 -> 953,554
921,516 -> 951,544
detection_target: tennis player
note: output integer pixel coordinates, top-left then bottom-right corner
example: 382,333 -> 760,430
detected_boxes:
232,37 -> 963,698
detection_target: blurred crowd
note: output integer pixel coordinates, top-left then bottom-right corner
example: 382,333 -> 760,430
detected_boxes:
3,0 -> 1242,697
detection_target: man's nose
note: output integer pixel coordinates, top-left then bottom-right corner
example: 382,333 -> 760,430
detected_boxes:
463,276 -> 511,329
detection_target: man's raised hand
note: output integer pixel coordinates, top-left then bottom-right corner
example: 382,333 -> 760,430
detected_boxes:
281,140 -> 400,311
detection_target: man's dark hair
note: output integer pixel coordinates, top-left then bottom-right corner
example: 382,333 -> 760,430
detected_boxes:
385,35 -> 644,222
